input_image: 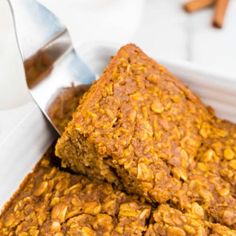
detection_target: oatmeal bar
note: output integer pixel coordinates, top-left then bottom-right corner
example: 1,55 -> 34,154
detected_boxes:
56,43 -> 212,197
56,44 -> 236,227
0,148 -> 151,235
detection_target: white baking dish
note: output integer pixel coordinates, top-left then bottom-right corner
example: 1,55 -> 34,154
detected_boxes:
0,43 -> 236,210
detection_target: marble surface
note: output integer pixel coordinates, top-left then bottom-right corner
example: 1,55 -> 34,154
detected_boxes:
133,0 -> 236,77
0,0 -> 235,143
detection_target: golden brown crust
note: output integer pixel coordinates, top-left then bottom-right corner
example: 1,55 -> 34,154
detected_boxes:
145,204 -> 236,236
0,148 -> 236,236
56,44 -> 236,228
1,147 -> 236,235
0,147 -> 151,235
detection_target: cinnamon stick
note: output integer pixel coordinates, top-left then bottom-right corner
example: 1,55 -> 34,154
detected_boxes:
183,0 -> 215,13
212,0 -> 229,28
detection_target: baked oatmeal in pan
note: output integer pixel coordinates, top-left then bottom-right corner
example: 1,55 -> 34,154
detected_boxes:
1,44 -> 236,235
1,147 -> 236,235
56,44 -> 236,228
0,148 -> 151,236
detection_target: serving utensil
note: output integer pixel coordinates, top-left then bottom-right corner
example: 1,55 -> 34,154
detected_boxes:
7,0 -> 96,134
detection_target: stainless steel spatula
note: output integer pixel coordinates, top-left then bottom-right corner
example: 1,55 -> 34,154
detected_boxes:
7,0 -> 96,134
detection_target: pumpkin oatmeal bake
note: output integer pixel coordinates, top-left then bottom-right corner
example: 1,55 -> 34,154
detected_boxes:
1,44 -> 236,235
56,44 -> 236,228
146,204 -> 236,236
0,148 -> 151,236
1,147 -> 236,235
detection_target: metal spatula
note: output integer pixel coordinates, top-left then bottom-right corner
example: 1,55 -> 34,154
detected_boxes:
7,0 -> 96,134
